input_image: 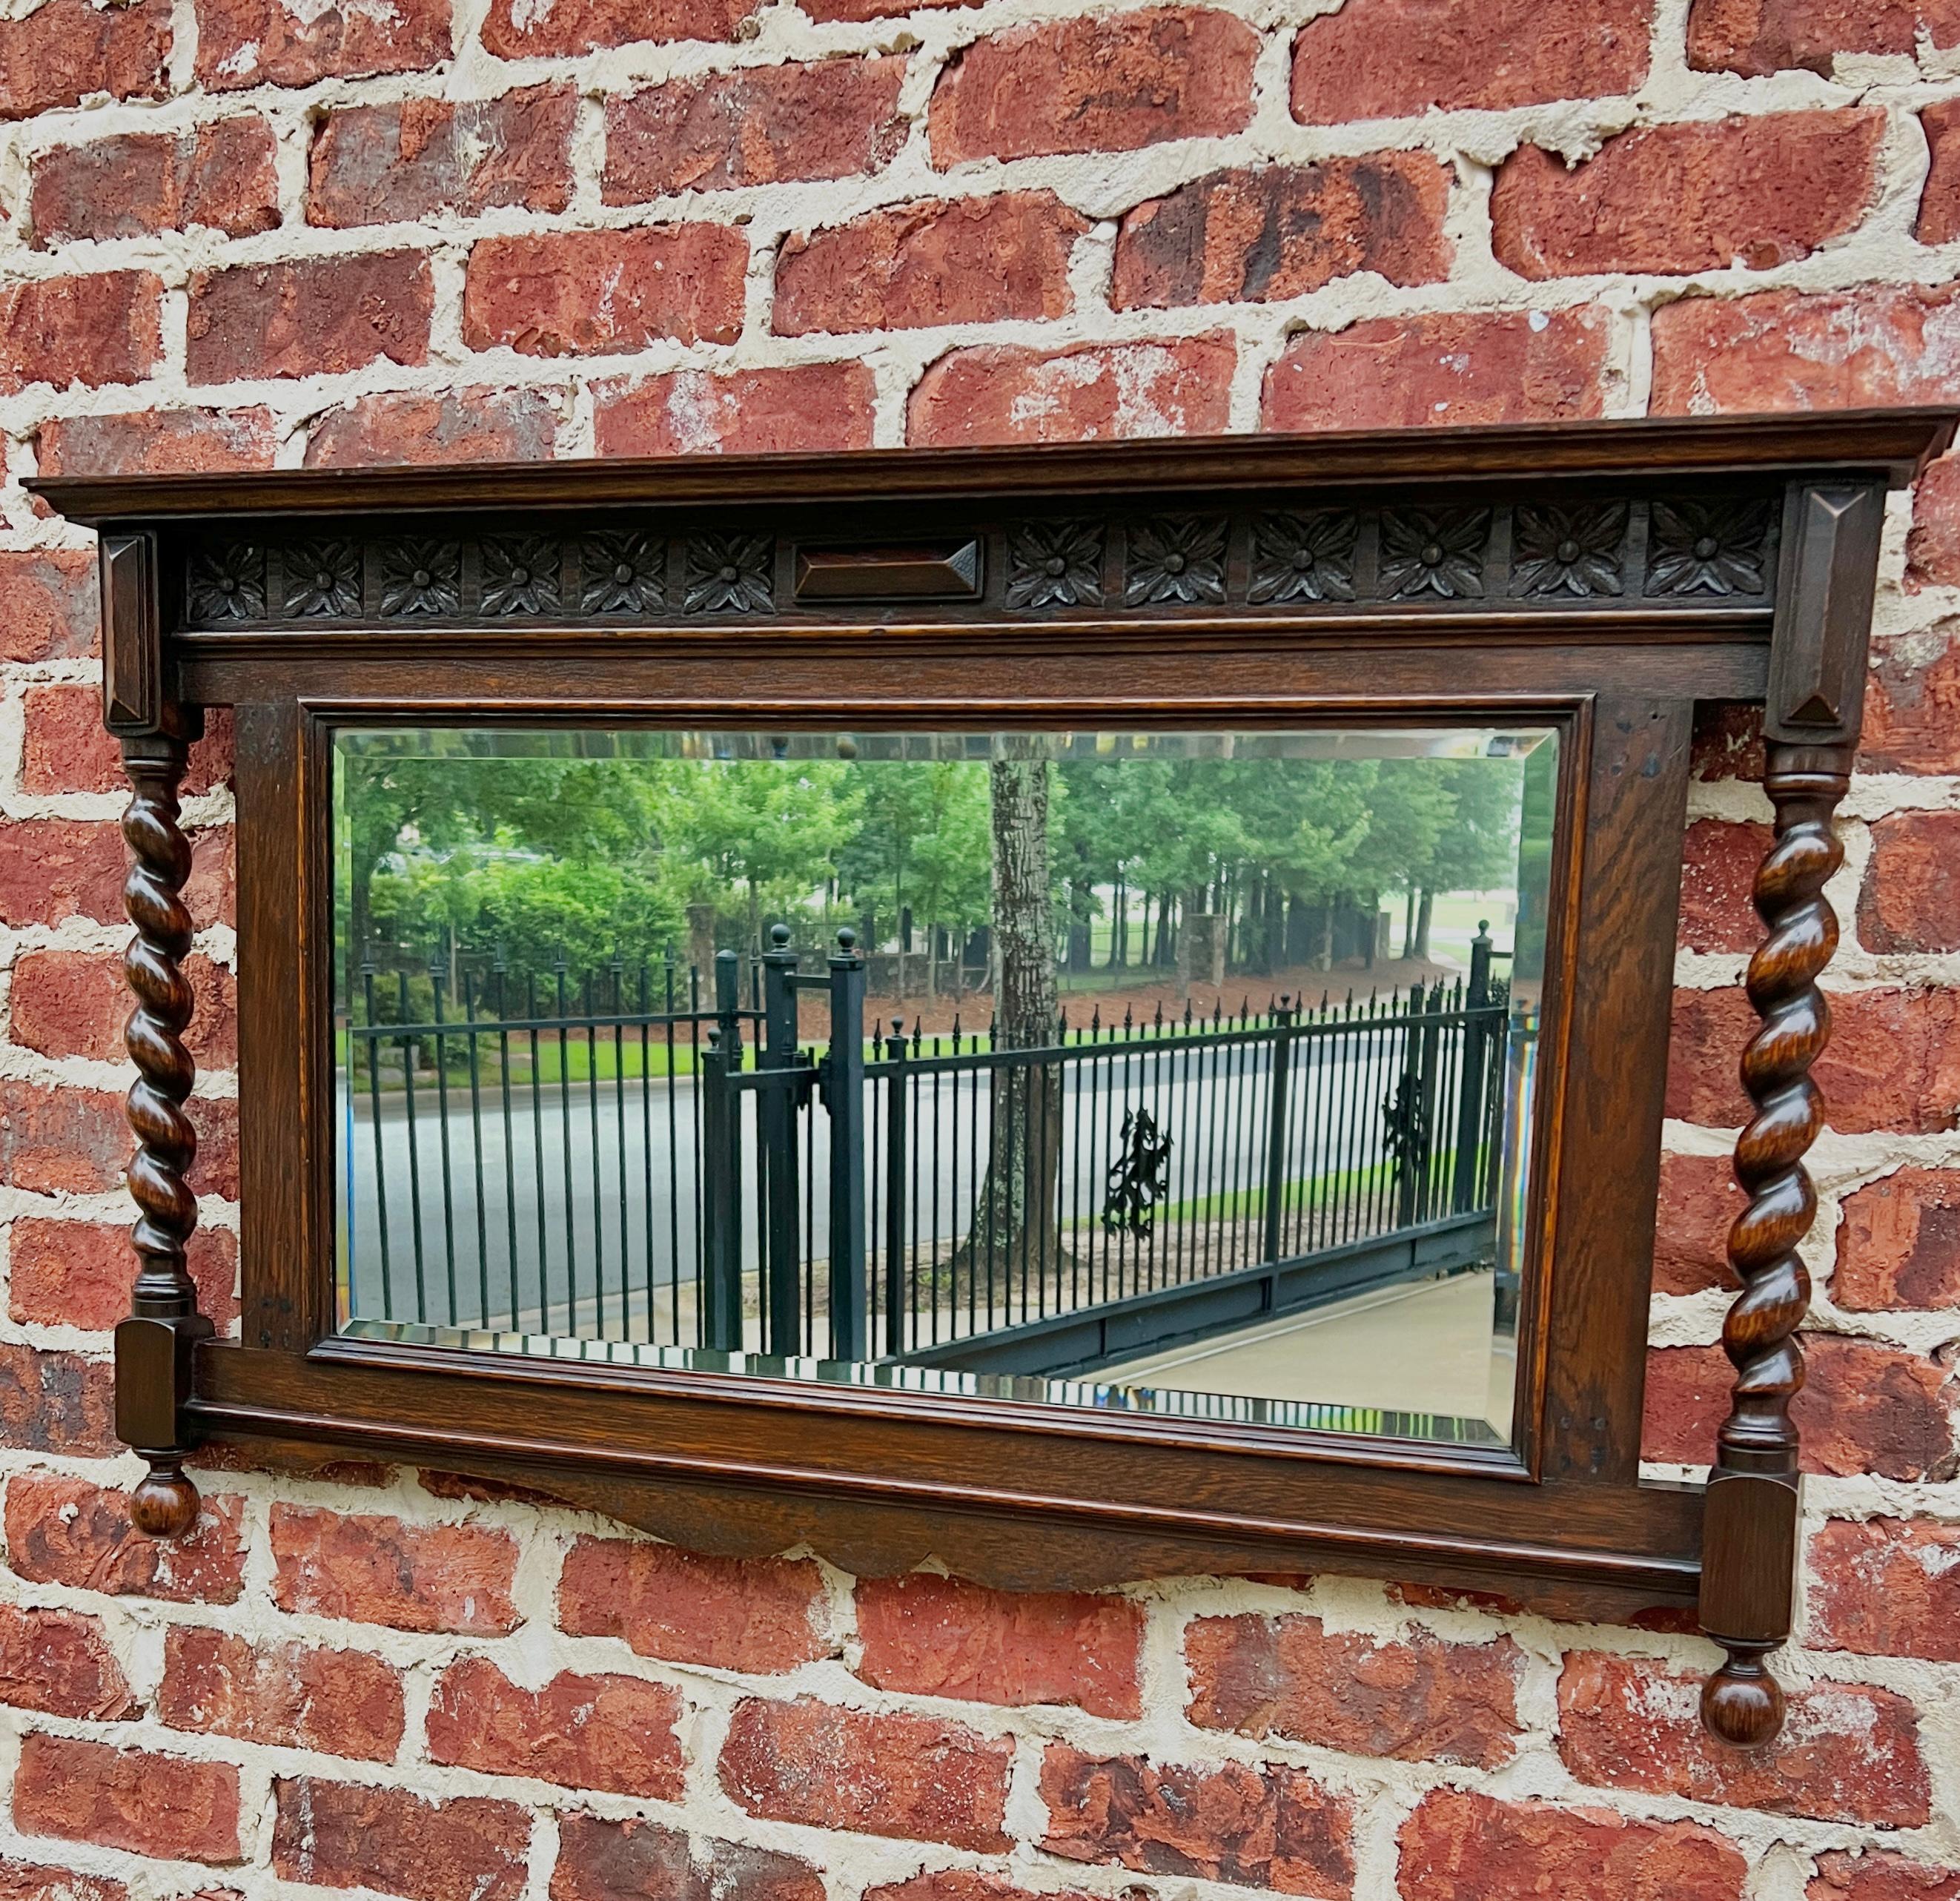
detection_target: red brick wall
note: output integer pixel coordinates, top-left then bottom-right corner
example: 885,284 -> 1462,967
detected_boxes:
1,1 -> 1957,1896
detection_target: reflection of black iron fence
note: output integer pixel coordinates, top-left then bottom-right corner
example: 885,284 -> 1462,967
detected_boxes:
342,930 -> 1511,1379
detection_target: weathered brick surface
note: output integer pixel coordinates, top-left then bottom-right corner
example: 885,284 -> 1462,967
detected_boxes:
0,550 -> 98,661
1811,1856 -> 1960,1901
482,0 -> 749,57
1687,0 -> 1960,76
1836,1168 -> 1960,1310
1653,1151 -> 1743,1296
855,1572 -> 1143,1716
559,1535 -> 829,1668
775,194 -> 1086,335
720,1699 -> 1013,1849
1861,813 -> 1960,953
1397,1789 -> 1747,1901
426,1657 -> 685,1795
551,1818 -> 824,1901
1264,310 -> 1614,430
1558,1651 -> 1930,1826
1643,1335 -> 1955,1480
272,1778 -> 530,1901
309,90 -> 576,227
1112,158 -> 1451,309
910,337 -> 1235,446
1492,112 -> 1885,279
605,59 -> 908,199
0,272 -> 162,394
11,1218 -> 239,1332
1810,1517 -> 1960,1660
465,228 -> 747,355
0,0 -> 170,119
1291,0 -> 1651,122
0,820 -> 123,928
1920,99 -> 1960,245
0,1863 -> 128,1901
928,10 -> 1258,165
271,1504 -> 520,1633
11,947 -> 236,1068
157,1626 -> 406,1759
0,1340 -> 115,1455
188,254 -> 434,383
1041,1745 -> 1356,1897
196,0 -> 452,90
36,408 -> 279,476
0,1603 -> 134,1720
0,1080 -> 130,1194
1681,819 -> 1769,954
1866,629 -> 1960,773
4,1472 -> 248,1601
1185,1613 -> 1523,1768
14,1736 -> 242,1864
32,119 -> 277,245
305,389 -> 560,467
596,363 -> 876,456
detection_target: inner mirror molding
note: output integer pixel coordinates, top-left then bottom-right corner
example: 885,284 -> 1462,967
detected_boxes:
36,409 -> 1957,1750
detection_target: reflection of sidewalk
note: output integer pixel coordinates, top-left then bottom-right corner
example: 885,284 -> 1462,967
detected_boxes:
344,1071 -> 699,1122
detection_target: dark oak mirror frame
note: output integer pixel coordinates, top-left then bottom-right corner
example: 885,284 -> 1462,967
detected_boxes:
34,409 -> 1956,1749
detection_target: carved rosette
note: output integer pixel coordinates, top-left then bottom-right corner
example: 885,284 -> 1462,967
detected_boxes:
1701,741 -> 1850,1745
119,732 -> 213,1537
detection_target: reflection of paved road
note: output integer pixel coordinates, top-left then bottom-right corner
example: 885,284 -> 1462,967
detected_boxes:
340,1037 -> 1417,1334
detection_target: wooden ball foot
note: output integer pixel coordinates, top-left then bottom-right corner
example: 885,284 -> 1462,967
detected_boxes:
130,1461 -> 200,1538
1701,1645 -> 1784,1748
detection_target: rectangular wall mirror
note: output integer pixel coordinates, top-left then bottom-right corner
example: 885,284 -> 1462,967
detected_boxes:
334,724 -> 1557,1446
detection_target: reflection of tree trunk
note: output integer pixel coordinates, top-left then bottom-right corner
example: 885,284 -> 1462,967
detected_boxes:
958,743 -> 1064,1280
1414,887 -> 1434,960
1403,886 -> 1417,959
686,903 -> 716,984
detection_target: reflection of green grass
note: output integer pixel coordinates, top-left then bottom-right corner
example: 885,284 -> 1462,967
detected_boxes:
1161,1143 -> 1488,1225
340,1029 -> 706,1091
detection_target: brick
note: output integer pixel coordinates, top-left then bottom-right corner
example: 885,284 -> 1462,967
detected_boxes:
0,1863 -> 127,1901
159,1626 -> 405,1760
188,253 -> 433,384
1862,813 -> 1960,952
1810,1516 -> 1960,1661
1653,1151 -> 1742,1296
1689,0 -> 1960,75
12,948 -> 237,1070
31,119 -> 277,246
0,820 -> 124,928
1264,310 -> 1613,430
36,409 -> 279,477
0,1341 -> 114,1455
597,363 -> 876,456
15,1736 -> 241,1865
1680,819 -> 1768,954
1666,984 -> 1960,1136
1651,285 -> 1960,417
309,89 -> 575,227
0,550 -> 96,662
0,1602 -> 134,1719
1185,1613 -> 1522,1768
559,1534 -> 829,1670
870,1879 -> 1095,1901
1398,1789 -> 1746,1901
1642,1336 -> 1955,1481
1909,459 -> 1960,587
24,683 -> 119,793
0,272 -> 162,394
0,1080 -> 128,1195
928,10 -> 1257,165
190,1092 -> 241,1202
552,1818 -> 824,1901
605,58 -> 907,199
1865,628 -> 1960,772
1492,112 -> 1884,280
465,227 -> 746,357
306,389 -> 560,467
720,1699 -> 1012,1850
428,1657 -> 683,1796
855,1573 -> 1142,1718
1042,1745 -> 1354,1897
1837,1168 -> 1960,1309
0,0 -> 168,119
799,0 -> 956,19
775,192 -> 1085,336
6,1471 -> 247,1601
1693,702 -> 1765,783
1112,158 -> 1451,310
271,1503 -> 520,1633
1920,100 -> 1960,245
273,1778 -> 529,1901
1292,0 -> 1649,122
483,0 -> 749,56
1812,1857 -> 1960,1901
910,337 -> 1234,446
14,1223 -> 238,1324
196,0 -> 451,89
1559,1650 -> 1928,1826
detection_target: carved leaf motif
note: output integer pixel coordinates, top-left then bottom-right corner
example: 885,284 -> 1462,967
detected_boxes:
282,539 -> 362,618
481,536 -> 561,616
1646,497 -> 1775,596
581,531 -> 665,614
378,539 -> 463,617
1125,516 -> 1228,606
685,533 -> 774,614
1510,501 -> 1629,598
1379,508 -> 1490,600
188,543 -> 265,622
1007,520 -> 1104,609
1248,512 -> 1357,604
